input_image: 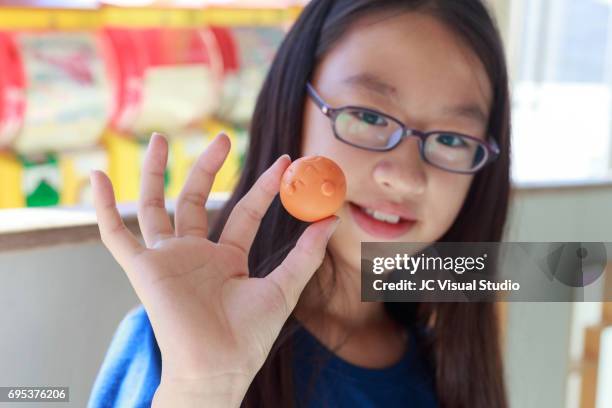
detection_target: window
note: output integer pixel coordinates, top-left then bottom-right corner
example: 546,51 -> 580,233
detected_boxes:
508,0 -> 612,185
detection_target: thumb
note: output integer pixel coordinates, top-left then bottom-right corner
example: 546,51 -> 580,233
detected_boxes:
266,216 -> 340,313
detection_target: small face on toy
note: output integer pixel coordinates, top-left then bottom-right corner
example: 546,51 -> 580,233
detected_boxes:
280,156 -> 346,222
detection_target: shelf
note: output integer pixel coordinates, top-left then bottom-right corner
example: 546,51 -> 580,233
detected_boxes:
0,4 -> 301,29
0,193 -> 229,251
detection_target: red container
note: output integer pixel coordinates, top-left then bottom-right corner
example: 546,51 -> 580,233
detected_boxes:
103,28 -> 146,134
0,32 -> 25,149
210,26 -> 285,125
9,30 -> 113,154
103,27 -> 223,139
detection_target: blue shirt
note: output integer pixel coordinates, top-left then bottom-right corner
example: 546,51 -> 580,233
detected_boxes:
88,306 -> 438,407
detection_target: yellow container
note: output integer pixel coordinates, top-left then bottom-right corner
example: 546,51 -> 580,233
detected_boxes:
166,126 -> 240,199
103,127 -> 238,205
102,131 -> 143,203
59,148 -> 109,206
0,151 -> 25,208
0,8 -> 99,30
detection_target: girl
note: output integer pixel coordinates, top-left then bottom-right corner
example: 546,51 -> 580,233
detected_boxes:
88,0 -> 510,407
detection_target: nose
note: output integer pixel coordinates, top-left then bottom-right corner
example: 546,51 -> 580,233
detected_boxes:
372,138 -> 426,196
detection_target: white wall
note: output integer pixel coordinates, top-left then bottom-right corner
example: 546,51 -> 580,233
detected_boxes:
504,187 -> 612,408
0,242 -> 138,408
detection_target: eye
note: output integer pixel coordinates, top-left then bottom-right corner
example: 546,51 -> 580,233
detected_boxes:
434,133 -> 469,148
352,110 -> 388,126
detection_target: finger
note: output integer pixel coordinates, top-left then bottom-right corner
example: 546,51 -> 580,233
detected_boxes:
138,132 -> 174,247
91,170 -> 144,268
218,154 -> 290,253
175,133 -> 231,238
266,216 -> 340,312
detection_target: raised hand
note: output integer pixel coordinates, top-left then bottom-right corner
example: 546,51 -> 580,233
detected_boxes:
90,132 -> 339,407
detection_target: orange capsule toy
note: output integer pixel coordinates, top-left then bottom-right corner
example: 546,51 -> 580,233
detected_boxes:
280,156 -> 346,222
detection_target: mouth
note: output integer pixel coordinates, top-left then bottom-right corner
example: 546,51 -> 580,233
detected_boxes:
348,201 -> 417,239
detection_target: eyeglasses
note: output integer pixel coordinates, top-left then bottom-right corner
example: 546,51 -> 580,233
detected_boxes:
306,82 -> 500,174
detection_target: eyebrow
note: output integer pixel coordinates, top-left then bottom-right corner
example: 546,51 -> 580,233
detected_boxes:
342,72 -> 489,126
441,104 -> 489,126
342,73 -> 399,100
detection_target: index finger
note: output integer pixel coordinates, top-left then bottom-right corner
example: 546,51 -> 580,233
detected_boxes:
218,154 -> 290,254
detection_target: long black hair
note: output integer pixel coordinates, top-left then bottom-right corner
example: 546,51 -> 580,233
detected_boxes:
209,1 -> 511,407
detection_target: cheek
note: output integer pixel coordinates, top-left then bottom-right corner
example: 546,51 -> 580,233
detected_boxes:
426,174 -> 473,232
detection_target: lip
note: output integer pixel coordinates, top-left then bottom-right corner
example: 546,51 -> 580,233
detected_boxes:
352,200 -> 418,221
348,201 -> 417,239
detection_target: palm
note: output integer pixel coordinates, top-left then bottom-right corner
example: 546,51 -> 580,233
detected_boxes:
90,132 -> 338,392
130,237 -> 286,379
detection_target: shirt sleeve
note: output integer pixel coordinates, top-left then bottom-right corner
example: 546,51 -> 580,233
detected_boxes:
87,305 -> 162,408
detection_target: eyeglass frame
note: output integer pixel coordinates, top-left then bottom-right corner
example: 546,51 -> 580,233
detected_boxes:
305,82 -> 501,174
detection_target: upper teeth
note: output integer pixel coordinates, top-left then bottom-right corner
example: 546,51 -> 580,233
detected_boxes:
363,207 -> 401,224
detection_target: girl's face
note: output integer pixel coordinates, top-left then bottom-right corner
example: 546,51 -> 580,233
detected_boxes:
301,11 -> 492,273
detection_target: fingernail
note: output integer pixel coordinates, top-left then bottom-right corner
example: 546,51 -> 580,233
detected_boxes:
278,154 -> 291,163
90,169 -> 103,186
149,132 -> 162,148
326,216 -> 341,239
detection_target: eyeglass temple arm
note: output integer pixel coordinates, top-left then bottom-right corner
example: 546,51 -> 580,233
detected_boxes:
306,82 -> 332,116
489,137 -> 501,155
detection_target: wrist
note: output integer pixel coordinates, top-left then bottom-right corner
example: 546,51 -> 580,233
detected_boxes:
152,374 -> 250,408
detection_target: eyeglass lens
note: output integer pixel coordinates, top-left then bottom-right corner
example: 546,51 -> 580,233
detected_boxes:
333,108 -> 487,172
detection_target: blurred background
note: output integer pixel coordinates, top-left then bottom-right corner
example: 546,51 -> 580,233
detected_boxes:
0,0 -> 611,407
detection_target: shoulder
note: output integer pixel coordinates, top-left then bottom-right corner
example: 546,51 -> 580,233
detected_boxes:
87,305 -> 162,408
